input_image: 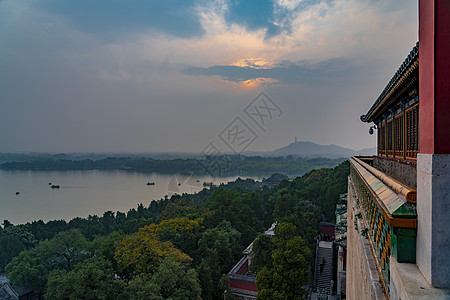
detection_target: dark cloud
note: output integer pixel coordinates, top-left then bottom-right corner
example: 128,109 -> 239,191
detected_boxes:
225,0 -> 279,36
224,0 -> 334,38
36,0 -> 205,40
27,0 -> 336,41
184,58 -> 354,85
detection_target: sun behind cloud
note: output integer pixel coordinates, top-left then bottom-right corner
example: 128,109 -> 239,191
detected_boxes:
238,77 -> 279,88
231,57 -> 277,69
228,58 -> 279,88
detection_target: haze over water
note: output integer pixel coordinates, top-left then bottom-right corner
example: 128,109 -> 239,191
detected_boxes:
0,170 -> 263,225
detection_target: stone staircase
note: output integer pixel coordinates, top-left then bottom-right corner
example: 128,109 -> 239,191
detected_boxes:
314,241 -> 334,294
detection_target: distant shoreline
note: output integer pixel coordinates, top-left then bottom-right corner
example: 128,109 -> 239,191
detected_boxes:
0,155 -> 347,176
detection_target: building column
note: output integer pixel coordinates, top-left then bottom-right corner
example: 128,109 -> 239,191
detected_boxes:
417,0 -> 450,288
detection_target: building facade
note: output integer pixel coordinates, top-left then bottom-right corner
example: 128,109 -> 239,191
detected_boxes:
346,1 -> 450,299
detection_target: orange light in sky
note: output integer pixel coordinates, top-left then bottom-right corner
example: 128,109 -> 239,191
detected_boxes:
238,77 -> 278,88
227,58 -> 278,87
232,57 -> 276,69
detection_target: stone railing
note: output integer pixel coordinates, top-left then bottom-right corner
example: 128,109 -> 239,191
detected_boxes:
349,156 -> 417,298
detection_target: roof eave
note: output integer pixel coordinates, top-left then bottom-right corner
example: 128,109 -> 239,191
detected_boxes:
361,42 -> 419,123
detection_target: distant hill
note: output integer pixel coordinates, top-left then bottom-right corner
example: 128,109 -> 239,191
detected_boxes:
271,141 -> 375,158
355,147 -> 377,156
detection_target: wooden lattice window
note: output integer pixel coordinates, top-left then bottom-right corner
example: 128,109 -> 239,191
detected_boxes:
406,104 -> 419,158
387,120 -> 393,156
394,114 -> 404,158
378,123 -> 386,156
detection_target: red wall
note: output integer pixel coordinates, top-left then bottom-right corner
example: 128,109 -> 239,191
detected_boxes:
229,280 -> 258,292
321,225 -> 335,240
237,262 -> 248,275
419,0 -> 450,154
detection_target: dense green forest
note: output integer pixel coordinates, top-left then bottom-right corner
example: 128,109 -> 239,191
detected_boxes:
0,155 -> 346,175
0,161 -> 349,299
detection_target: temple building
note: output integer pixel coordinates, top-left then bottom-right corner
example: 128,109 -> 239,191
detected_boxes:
227,242 -> 258,300
346,1 -> 450,299
227,224 -> 276,299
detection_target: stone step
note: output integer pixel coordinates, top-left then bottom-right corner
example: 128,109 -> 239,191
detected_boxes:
314,243 -> 334,294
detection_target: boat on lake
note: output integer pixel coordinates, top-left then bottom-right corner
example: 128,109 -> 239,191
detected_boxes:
51,185 -> 60,189
146,182 -> 155,186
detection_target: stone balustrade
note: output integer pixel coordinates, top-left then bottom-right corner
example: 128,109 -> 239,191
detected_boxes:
349,157 -> 417,299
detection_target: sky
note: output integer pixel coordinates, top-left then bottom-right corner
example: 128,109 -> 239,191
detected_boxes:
0,0 -> 418,154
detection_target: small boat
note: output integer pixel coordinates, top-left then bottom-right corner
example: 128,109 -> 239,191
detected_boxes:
203,181 -> 216,187
178,183 -> 181,186
196,180 -> 200,182
51,185 -> 60,189
146,182 -> 155,186
15,192 -> 20,195
48,183 -> 52,185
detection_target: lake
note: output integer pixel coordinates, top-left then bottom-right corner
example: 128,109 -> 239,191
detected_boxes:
0,170 -> 264,225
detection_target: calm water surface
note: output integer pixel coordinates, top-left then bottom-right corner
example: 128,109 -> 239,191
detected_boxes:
0,170 -> 263,224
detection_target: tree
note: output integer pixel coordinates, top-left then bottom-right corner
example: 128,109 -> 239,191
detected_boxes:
2,220 -> 13,229
271,188 -> 297,220
196,259 -> 215,300
38,228 -> 88,271
149,259 -> 201,300
292,161 -> 349,221
45,257 -> 122,300
0,234 -> 25,272
114,225 -> 192,279
256,223 -> 312,300
249,233 -> 274,274
6,250 -> 48,292
118,259 -> 201,300
282,200 -> 323,250
219,274 -> 235,300
197,221 -> 241,274
2,224 -> 37,249
205,188 -> 264,247
0,162 -> 354,299
159,198 -> 203,221
89,231 -> 125,272
196,221 -> 241,299
156,217 -> 203,258
119,275 -> 160,300
5,228 -> 89,293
